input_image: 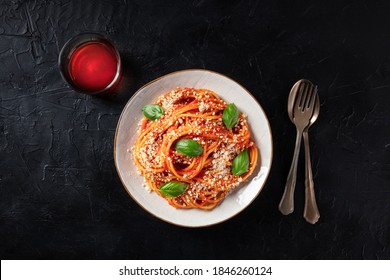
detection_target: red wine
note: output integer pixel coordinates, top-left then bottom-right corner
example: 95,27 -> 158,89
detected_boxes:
68,42 -> 119,93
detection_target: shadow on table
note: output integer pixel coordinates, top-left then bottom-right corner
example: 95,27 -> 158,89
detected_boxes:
100,52 -> 140,104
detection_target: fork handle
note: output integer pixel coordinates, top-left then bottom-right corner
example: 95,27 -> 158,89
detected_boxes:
279,128 -> 302,215
303,131 -> 320,224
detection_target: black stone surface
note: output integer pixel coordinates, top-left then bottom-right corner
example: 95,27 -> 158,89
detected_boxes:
1,0 -> 389,260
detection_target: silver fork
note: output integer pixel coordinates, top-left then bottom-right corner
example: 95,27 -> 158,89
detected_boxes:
279,82 -> 318,215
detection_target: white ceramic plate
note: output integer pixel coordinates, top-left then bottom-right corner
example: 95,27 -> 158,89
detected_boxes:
114,69 -> 273,227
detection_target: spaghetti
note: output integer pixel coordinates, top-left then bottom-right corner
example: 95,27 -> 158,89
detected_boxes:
133,88 -> 258,209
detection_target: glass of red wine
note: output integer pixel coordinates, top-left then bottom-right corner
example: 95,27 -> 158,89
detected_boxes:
59,33 -> 122,95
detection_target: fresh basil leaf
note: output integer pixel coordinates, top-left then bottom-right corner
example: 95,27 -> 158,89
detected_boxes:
222,103 -> 239,129
159,181 -> 188,197
174,139 -> 203,157
142,104 -> 164,120
232,149 -> 249,176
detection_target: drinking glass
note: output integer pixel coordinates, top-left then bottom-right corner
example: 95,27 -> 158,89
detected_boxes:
59,33 -> 122,95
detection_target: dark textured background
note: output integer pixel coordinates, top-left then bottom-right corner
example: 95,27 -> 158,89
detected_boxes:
1,0 -> 389,259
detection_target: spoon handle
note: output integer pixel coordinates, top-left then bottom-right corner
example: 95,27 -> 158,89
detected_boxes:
303,130 -> 320,224
279,128 -> 302,215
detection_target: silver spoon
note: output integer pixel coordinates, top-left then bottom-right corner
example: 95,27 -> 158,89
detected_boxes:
279,80 -> 318,216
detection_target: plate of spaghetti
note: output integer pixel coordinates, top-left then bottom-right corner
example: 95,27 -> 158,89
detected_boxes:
114,69 -> 272,227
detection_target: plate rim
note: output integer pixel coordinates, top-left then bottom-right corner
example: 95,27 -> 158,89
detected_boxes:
114,68 -> 273,227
